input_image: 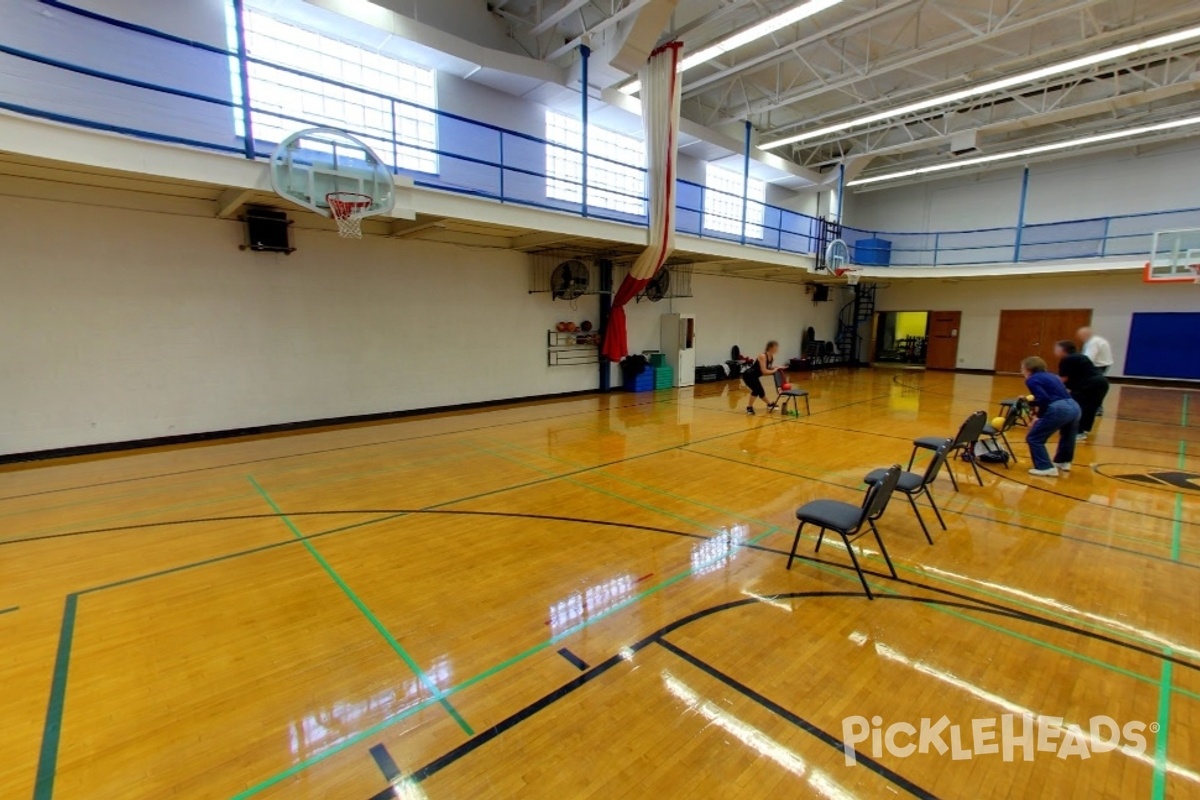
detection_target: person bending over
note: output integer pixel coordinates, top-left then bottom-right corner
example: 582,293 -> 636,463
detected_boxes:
1021,356 -> 1082,477
743,340 -> 784,415
1055,340 -> 1110,442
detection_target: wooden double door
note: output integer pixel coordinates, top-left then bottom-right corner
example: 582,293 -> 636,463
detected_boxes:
994,309 -> 1092,373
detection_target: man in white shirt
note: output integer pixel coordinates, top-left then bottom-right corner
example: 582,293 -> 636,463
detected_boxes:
1078,327 -> 1114,415
1077,327 -> 1114,374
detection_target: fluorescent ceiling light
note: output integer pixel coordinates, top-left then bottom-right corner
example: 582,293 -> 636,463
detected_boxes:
846,114 -> 1200,187
619,0 -> 845,96
761,24 -> 1200,149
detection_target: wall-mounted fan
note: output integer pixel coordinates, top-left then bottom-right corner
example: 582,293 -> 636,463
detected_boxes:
551,259 -> 590,300
642,268 -> 671,302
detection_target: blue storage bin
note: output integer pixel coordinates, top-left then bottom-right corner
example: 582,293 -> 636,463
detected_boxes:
855,238 -> 892,266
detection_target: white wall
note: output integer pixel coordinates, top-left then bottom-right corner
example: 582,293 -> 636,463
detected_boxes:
846,139 -> 1200,234
875,272 -> 1197,375
0,192 -> 600,454
0,0 -> 237,149
622,273 -> 842,367
0,189 -> 837,454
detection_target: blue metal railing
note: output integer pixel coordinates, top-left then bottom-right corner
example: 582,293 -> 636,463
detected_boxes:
5,0 -> 1199,267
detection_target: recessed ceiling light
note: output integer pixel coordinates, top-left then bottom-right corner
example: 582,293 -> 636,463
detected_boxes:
846,114 -> 1200,186
761,25 -> 1200,149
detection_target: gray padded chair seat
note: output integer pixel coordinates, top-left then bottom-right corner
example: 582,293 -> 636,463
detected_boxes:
794,499 -> 862,531
865,468 -> 923,493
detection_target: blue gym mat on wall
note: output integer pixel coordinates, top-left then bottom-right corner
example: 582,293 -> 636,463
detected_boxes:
1125,312 -> 1200,380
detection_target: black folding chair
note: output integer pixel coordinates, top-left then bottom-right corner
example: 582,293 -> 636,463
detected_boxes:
788,465 -> 902,599
771,371 -> 810,416
980,402 -> 1023,467
999,396 -> 1035,427
908,411 -> 988,491
865,444 -> 950,544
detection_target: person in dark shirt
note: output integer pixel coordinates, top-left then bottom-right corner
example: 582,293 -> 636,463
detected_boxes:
1022,356 -> 1081,477
1055,340 -> 1110,441
742,340 -> 784,415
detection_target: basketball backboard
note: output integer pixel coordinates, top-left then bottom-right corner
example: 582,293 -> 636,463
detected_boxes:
1145,228 -> 1200,283
269,128 -> 395,219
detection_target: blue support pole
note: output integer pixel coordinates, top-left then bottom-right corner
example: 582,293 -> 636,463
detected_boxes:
498,132 -> 505,201
580,44 -> 590,218
835,163 -> 845,224
740,120 -> 752,245
933,232 -> 941,266
390,99 -> 398,173
231,0 -> 256,159
1014,165 -> 1030,262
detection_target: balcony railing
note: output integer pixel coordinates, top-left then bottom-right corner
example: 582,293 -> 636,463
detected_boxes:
2,0 -> 1197,268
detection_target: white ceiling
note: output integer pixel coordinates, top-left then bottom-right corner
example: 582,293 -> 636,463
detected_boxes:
490,0 -> 1200,186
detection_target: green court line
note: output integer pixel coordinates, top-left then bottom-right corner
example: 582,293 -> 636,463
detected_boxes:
248,476 -> 473,737
1152,655 -> 1174,800
230,525 -> 778,800
33,594 -> 77,800
1172,435 -> 1188,562
475,439 -> 1192,688
485,435 -> 1200,658
0,605 -> 18,615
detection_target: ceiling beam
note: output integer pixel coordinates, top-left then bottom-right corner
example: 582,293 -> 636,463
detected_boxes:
679,1 -> 923,99
735,0 -> 1108,120
546,0 -> 655,61
531,0 -> 593,36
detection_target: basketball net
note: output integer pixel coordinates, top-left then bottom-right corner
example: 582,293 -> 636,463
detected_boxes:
835,266 -> 862,286
326,192 -> 374,239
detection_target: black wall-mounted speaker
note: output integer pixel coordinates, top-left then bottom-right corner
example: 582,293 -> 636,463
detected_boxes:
242,207 -> 294,254
813,285 -> 830,302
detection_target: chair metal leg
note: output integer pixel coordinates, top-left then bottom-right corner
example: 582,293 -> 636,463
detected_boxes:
907,492 -> 934,545
869,520 -> 898,579
967,449 -> 985,485
815,528 -> 826,552
804,396 -> 810,416
787,522 -> 805,569
924,486 -> 947,530
840,531 -> 874,599
1001,432 -> 1016,464
907,446 -> 919,471
945,456 -> 961,491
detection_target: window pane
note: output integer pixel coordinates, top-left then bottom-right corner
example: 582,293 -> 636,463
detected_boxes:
703,164 -> 765,238
239,8 -> 438,174
545,110 -> 645,215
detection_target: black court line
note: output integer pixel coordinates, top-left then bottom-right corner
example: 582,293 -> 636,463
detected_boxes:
656,637 -> 939,799
16,504 -> 1200,670
0,382 -> 891,509
398,593 -> 965,797
0,392 -> 681,504
369,743 -> 402,782
685,447 -> 1200,568
556,647 -> 589,671
389,587 -> 1200,798
0,605 -> 18,616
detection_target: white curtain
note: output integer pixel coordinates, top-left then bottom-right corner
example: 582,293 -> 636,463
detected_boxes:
602,42 -> 683,362
630,42 -> 682,280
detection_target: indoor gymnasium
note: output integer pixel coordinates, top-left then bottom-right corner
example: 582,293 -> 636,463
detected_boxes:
3,0 -> 1200,798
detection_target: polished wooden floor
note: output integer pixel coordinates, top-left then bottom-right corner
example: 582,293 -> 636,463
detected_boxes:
2,369 -> 1198,800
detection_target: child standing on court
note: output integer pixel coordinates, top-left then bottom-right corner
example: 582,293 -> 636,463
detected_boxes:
743,340 -> 784,415
1022,356 -> 1082,477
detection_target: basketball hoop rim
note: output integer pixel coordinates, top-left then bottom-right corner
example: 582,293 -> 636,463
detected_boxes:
325,191 -> 375,220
